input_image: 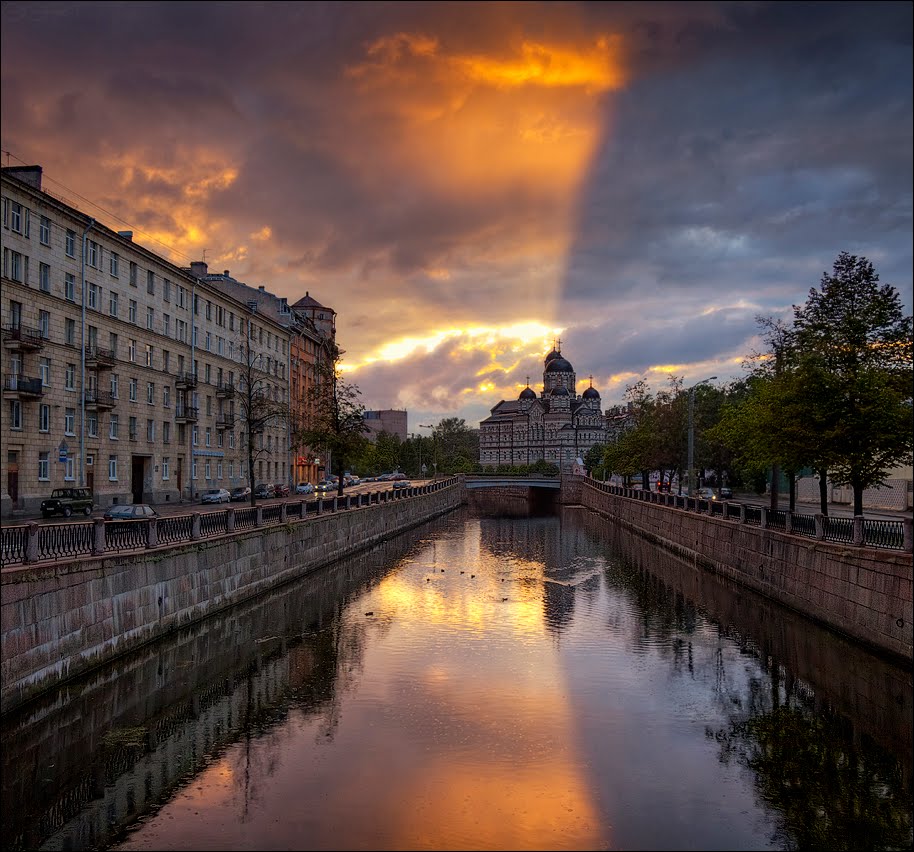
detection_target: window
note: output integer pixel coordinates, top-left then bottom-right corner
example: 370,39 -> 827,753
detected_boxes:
88,282 -> 98,310
87,240 -> 99,268
39,357 -> 50,386
64,318 -> 75,346
109,291 -> 118,317
147,270 -> 155,294
217,430 -> 224,448
39,403 -> 50,432
217,337 -> 224,355
8,250 -> 24,282
206,394 -> 212,415
38,311 -> 49,339
163,421 -> 171,443
39,262 -> 50,292
146,419 -> 155,442
65,456 -> 75,481
66,229 -> 76,257
145,344 -> 153,367
65,273 -> 75,302
128,339 -> 136,363
64,408 -> 75,435
229,431 -> 235,449
228,462 -> 234,479
128,300 -> 137,324
129,416 -> 137,439
163,385 -> 171,407
205,460 -> 211,479
110,252 -> 119,277
39,216 -> 51,246
163,350 -> 170,372
129,377 -> 137,401
192,426 -> 198,446
38,451 -> 49,481
217,462 -> 223,480
9,400 -> 22,430
163,278 -> 171,302
162,457 -> 170,480
205,331 -> 211,352
129,261 -> 138,287
163,313 -> 170,336
204,364 -> 211,384
146,381 -> 155,404
146,306 -> 154,330
229,311 -> 235,331
205,427 -> 211,447
109,413 -> 119,439
177,286 -> 186,309
109,455 -> 118,481
87,413 -> 98,438
110,374 -> 119,397
205,301 -> 212,321
65,363 -> 76,390
192,459 -> 198,480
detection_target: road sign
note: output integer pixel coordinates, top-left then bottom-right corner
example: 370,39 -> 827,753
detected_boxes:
58,440 -> 69,463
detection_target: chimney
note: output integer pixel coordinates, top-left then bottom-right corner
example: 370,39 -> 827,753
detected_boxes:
223,270 -> 230,277
2,165 -> 43,190
258,285 -> 265,292
190,261 -> 208,278
117,230 -> 133,241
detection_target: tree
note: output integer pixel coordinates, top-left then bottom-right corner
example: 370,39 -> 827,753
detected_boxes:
236,343 -> 287,507
790,252 -> 913,515
429,418 -> 479,474
295,344 -> 369,497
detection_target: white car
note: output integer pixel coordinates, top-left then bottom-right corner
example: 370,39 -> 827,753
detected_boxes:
295,482 -> 315,495
201,488 -> 231,504
697,487 -> 717,501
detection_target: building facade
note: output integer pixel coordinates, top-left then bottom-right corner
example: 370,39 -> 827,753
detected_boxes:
478,346 -> 608,471
0,166 -> 295,516
363,409 -> 408,443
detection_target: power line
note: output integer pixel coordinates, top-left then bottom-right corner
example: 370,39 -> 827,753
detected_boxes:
1,146 -> 200,264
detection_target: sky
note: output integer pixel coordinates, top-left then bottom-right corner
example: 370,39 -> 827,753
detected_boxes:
2,1 -> 911,432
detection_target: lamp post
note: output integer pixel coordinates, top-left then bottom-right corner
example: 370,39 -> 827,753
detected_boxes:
687,376 -> 717,497
420,424 -> 434,479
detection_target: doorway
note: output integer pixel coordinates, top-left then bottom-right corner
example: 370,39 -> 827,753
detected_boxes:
131,456 -> 147,504
7,450 -> 19,506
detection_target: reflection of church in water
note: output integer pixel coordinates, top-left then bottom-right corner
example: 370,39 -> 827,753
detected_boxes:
478,344 -> 608,470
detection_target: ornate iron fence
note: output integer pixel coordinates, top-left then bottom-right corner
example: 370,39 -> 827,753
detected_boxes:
262,505 -> 282,524
37,522 -> 94,561
157,515 -> 192,546
824,516 -> 854,544
767,510 -> 788,531
235,507 -> 257,530
743,505 -> 763,526
791,513 -> 817,537
863,519 -> 905,550
105,520 -> 149,552
1,524 -> 28,566
725,502 -> 742,520
200,512 -> 228,537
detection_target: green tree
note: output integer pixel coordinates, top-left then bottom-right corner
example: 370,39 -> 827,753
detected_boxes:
429,417 -> 479,474
295,345 -> 369,497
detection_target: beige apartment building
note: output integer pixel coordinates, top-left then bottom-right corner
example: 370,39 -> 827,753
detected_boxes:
1,166 -> 290,517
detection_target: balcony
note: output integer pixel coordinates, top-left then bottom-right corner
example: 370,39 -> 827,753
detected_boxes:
2,374 -> 43,399
215,413 -> 234,430
175,405 -> 199,423
85,346 -> 116,370
215,380 -> 235,399
2,325 -> 44,352
84,390 -> 116,410
175,371 -> 198,389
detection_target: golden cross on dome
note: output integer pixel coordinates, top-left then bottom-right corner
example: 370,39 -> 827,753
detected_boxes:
589,374 -> 594,387
526,375 -> 530,387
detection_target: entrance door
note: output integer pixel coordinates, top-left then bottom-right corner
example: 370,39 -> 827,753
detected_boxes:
131,456 -> 145,504
176,457 -> 183,500
87,468 -> 94,497
7,450 -> 19,506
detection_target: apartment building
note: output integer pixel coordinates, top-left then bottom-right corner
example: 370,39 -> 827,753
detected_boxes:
0,166 -> 291,516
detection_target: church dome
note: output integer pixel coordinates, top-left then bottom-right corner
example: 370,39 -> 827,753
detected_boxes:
519,387 -> 536,400
582,386 -> 600,400
545,356 -> 574,373
544,347 -> 562,365
550,385 -> 569,396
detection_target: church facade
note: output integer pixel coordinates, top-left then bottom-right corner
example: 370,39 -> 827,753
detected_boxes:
478,346 -> 608,471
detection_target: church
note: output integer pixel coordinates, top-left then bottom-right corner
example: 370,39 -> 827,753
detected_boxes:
478,345 -> 608,471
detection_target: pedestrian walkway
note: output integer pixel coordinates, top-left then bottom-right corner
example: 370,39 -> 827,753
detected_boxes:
733,492 -> 913,521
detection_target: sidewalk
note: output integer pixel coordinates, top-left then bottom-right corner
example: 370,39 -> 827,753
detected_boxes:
732,491 -> 913,521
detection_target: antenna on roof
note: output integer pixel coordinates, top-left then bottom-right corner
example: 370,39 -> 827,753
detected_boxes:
202,248 -> 208,263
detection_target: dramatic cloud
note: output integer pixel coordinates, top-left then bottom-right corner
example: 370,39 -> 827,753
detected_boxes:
2,1 -> 910,431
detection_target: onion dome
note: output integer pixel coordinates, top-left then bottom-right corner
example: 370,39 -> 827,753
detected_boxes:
545,356 -> 574,373
582,386 -> 600,400
550,385 -> 569,396
519,386 -> 536,400
545,347 -> 562,365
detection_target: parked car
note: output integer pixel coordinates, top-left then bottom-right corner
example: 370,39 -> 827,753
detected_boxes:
104,504 -> 158,521
201,488 -> 231,504
390,472 -> 407,481
273,483 -> 290,497
697,487 -> 717,501
719,486 -> 733,499
316,479 -> 337,493
41,487 -> 94,518
253,483 -> 275,499
392,479 -> 412,490
230,486 -> 252,502
295,482 -> 315,495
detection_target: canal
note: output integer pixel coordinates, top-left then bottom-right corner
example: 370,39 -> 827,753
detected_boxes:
2,506 -> 911,851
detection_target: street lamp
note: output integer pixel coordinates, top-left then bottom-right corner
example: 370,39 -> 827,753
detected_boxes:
420,424 -> 435,479
687,376 -> 717,497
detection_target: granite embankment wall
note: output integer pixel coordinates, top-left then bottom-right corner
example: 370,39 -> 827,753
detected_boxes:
1,481 -> 464,712
574,477 -> 913,663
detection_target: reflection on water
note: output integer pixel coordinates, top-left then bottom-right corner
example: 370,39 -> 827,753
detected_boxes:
2,508 -> 911,851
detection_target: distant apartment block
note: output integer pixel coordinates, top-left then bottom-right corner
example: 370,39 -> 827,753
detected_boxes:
362,409 -> 407,443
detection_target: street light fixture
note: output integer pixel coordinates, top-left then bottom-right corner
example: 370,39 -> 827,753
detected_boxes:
419,424 -> 435,478
687,376 -> 717,497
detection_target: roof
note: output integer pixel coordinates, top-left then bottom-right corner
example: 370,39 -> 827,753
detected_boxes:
293,291 -> 334,312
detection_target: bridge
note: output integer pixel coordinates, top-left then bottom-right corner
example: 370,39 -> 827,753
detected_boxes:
463,475 -> 560,489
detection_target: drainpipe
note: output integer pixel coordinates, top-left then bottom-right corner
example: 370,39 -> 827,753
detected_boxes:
79,218 -> 96,488
187,277 -> 198,501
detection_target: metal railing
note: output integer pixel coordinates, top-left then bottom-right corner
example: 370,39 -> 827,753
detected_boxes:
3,374 -> 43,395
0,477 -> 462,566
582,477 -> 910,552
